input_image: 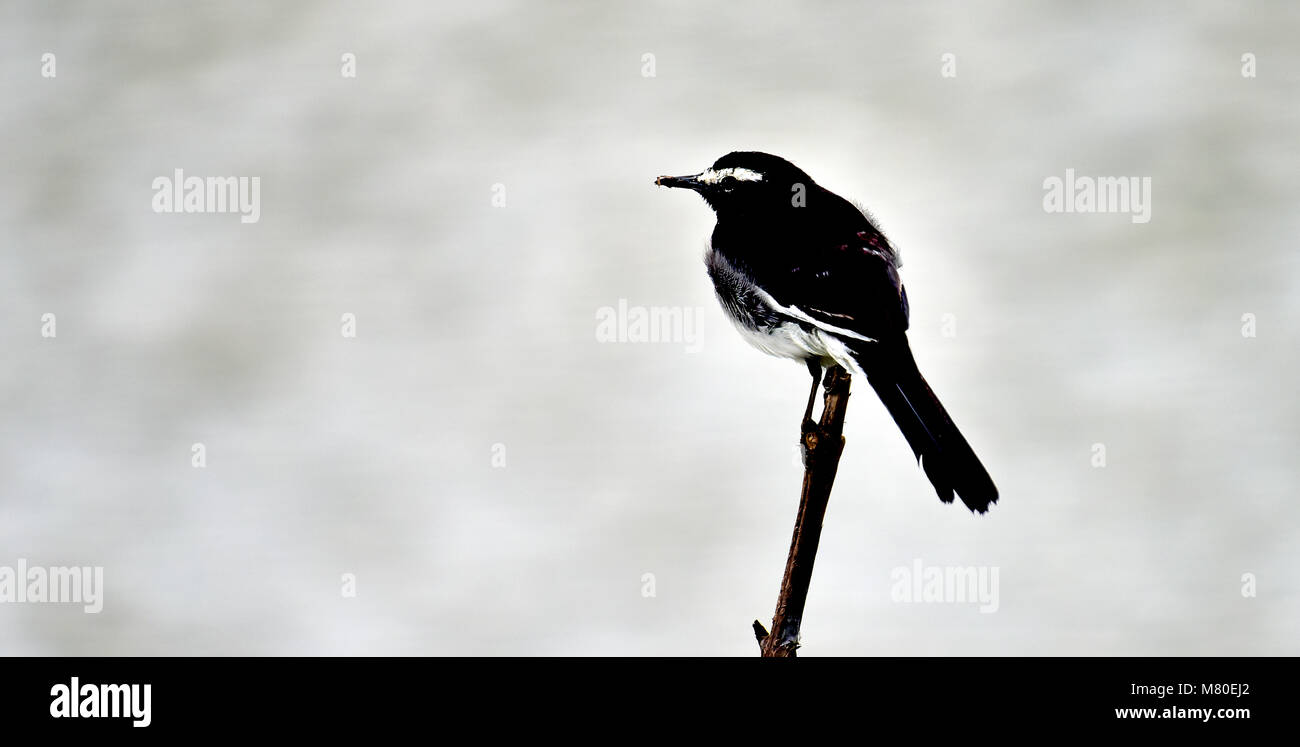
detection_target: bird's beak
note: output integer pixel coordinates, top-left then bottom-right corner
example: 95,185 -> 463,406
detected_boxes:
655,174 -> 702,190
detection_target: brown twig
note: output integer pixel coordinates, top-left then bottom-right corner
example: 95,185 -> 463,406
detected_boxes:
754,364 -> 851,657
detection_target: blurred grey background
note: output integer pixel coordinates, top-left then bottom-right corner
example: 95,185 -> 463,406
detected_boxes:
1,0 -> 1296,655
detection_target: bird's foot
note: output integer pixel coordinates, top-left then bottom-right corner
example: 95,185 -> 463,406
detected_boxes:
800,417 -> 821,468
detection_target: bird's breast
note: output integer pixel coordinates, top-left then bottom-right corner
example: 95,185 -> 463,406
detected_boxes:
705,247 -> 839,364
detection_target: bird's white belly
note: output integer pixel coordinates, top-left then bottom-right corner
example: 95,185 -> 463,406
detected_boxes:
727,315 -> 858,372
706,247 -> 866,372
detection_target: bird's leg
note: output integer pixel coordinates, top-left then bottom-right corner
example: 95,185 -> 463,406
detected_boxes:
803,359 -> 822,423
800,360 -> 824,468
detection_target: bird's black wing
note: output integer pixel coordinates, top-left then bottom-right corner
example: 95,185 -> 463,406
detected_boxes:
767,217 -> 910,343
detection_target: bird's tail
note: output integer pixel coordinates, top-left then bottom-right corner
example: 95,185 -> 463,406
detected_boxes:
847,338 -> 998,513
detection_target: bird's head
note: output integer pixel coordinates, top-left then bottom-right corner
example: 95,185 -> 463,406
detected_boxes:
656,151 -> 813,214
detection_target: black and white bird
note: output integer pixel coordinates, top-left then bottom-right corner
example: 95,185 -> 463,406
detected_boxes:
657,151 -> 997,513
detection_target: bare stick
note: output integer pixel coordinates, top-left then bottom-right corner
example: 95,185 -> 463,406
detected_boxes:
754,364 -> 851,657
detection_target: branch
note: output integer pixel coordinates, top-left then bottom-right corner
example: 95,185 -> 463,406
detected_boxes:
754,364 -> 851,657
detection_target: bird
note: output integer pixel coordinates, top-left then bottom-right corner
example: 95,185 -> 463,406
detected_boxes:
656,151 -> 998,513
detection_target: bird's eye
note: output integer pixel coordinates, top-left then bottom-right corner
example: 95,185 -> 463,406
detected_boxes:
720,176 -> 737,185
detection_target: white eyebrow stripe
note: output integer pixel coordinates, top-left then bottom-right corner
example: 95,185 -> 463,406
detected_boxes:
696,166 -> 764,184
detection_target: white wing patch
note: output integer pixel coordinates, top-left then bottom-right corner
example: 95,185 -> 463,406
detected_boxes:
748,284 -> 877,345
696,167 -> 764,184
706,248 -> 873,376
